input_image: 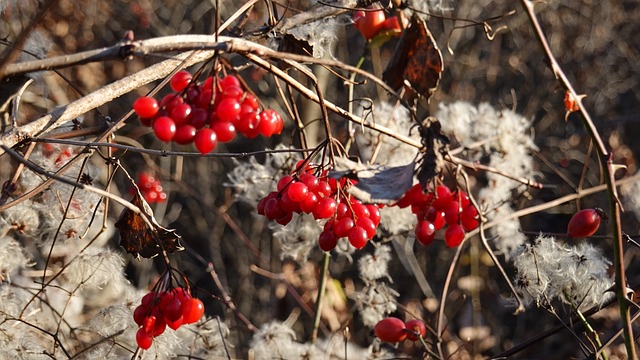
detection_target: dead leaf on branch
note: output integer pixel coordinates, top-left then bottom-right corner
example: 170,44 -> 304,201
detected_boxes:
115,185 -> 183,260
382,14 -> 444,102
329,157 -> 415,204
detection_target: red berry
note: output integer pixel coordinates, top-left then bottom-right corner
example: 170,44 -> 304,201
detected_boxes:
316,181 -> 332,197
133,305 -> 148,326
353,9 -> 386,40
136,328 -> 154,350
318,230 -> 338,251
212,121 -> 236,142
444,224 -> 465,247
265,198 -> 284,219
314,198 -> 337,219
216,98 -> 241,122
374,317 -> 407,343
165,316 -> 183,330
404,319 -> 427,341
300,192 -> 319,213
219,75 -> 241,90
133,96 -> 160,119
334,217 -> 355,238
174,125 -> 197,145
348,226 -> 368,249
163,297 -> 183,322
287,182 -> 309,202
460,205 -> 480,231
396,184 -> 422,208
444,201 -> 461,225
356,217 -> 376,239
351,202 -> 370,219
276,211 -> 294,225
181,298 -> 205,324
277,175 -> 294,192
432,185 -> 453,210
159,93 -> 183,112
279,191 -> 301,213
194,128 -> 217,154
169,103 -> 193,126
236,111 -> 261,138
367,204 -> 381,226
189,108 -> 209,129
415,220 -> 436,246
567,208 -> 603,238
143,315 -> 156,334
258,109 -> 284,137
242,93 -> 259,110
426,207 -> 446,230
222,85 -> 244,99
170,70 -> 192,92
153,116 -> 176,142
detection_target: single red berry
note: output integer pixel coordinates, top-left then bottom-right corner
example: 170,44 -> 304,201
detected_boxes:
170,70 -> 192,92
351,202 -> 370,220
169,103 -> 193,126
366,204 -> 381,226
396,184 -> 422,208
374,317 -> 407,343
460,205 -> 480,231
133,305 -> 148,326
163,297 -> 183,322
277,176 -> 294,191
348,226 -> 368,249
142,315 -> 156,334
313,198 -> 337,219
276,211 -> 294,225
432,185 -> 453,210
194,128 -> 218,154
299,173 -> 319,192
236,111 -> 261,138
318,230 -> 338,251
242,93 -> 260,110
404,319 -> 427,341
334,217 -> 355,238
264,198 -> 284,220
194,89 -> 213,109
216,98 -> 241,123
153,116 -> 176,142
159,93 -> 183,112
353,8 -> 386,40
222,85 -> 244,99
174,125 -> 197,145
189,108 -> 209,129
415,220 -> 436,246
279,191 -> 301,213
300,192 -> 319,213
444,201 -> 461,225
567,208 -> 603,238
181,298 -> 205,324
336,202 -> 350,219
136,328 -> 154,350
133,96 -> 160,119
211,121 -> 236,142
316,180 -> 332,197
219,75 -> 241,90
426,207 -> 446,230
165,316 -> 183,330
258,109 -> 284,137
356,217 -> 376,239
287,182 -> 309,202
445,224 -> 466,247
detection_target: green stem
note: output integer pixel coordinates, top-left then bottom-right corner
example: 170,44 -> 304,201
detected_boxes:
311,251 -> 330,343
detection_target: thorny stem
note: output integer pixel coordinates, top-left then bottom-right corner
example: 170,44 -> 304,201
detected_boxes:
311,251 -> 330,343
520,2 -> 635,357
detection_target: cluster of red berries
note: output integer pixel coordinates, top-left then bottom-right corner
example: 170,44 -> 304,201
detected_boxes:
132,71 -> 284,154
395,184 -> 480,248
257,162 -> 381,251
133,287 -> 205,350
137,172 -> 166,203
374,317 -> 427,343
